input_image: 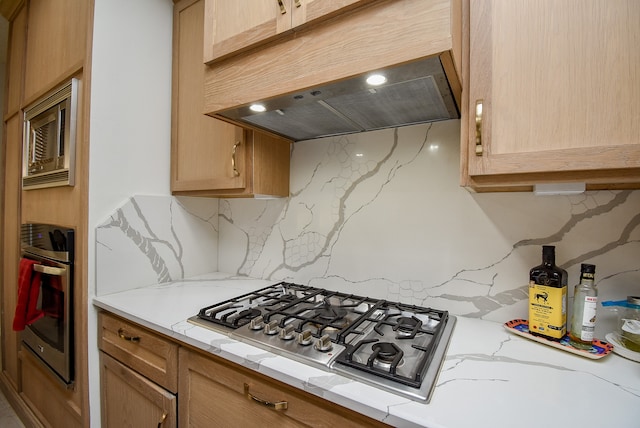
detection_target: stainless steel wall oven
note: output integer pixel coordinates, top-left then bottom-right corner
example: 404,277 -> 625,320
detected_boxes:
19,223 -> 75,386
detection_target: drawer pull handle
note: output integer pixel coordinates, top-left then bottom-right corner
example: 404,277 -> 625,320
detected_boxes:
118,328 -> 140,343
232,141 -> 241,177
244,383 -> 288,410
158,412 -> 167,428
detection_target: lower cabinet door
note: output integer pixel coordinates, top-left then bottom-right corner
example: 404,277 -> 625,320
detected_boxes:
100,352 -> 176,428
178,347 -> 388,427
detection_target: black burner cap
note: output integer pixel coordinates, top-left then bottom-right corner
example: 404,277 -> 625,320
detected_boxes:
372,342 -> 401,362
396,316 -> 420,331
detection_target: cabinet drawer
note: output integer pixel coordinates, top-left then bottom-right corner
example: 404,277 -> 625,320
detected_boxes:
99,312 -> 178,393
179,347 -> 388,427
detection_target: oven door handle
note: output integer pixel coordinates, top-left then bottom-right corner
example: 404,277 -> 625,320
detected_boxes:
33,264 -> 66,276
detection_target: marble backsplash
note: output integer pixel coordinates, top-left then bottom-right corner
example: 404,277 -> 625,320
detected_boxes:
95,195 -> 219,295
96,120 -> 639,336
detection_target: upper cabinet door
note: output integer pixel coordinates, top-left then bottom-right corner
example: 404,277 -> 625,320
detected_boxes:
203,0 -> 294,64
174,0 -> 249,193
4,4 -> 26,117
290,0 -> 375,28
23,0 -> 87,102
464,0 -> 640,189
203,0 -> 374,64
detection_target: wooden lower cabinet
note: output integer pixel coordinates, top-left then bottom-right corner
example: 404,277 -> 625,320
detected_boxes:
98,312 -> 178,427
99,312 -> 179,393
97,312 -> 388,427
178,347 -> 388,427
19,348 -> 83,428
100,352 -> 177,428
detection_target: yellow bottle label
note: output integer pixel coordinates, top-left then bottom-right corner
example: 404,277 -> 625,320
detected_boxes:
528,281 -> 567,339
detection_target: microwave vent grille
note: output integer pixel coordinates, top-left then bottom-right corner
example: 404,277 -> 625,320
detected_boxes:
22,169 -> 72,190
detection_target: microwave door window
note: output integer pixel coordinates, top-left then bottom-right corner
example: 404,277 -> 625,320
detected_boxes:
29,106 -> 59,173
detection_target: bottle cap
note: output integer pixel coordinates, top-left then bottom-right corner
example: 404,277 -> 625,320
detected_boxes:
580,263 -> 596,273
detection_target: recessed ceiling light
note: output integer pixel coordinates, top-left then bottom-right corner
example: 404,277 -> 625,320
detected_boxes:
249,103 -> 266,112
366,74 -> 387,86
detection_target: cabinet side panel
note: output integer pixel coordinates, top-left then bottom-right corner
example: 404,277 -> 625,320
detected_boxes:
1,114 -> 22,387
253,133 -> 290,197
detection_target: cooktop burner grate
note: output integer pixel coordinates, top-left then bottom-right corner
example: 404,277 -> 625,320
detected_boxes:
190,282 -> 456,402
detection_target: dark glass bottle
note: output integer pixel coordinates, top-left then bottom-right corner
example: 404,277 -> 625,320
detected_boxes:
528,246 -> 568,340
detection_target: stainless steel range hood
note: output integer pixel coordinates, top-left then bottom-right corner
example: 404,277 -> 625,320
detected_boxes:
217,56 -> 459,142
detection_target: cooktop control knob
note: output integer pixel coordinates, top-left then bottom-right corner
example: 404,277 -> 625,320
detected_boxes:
249,315 -> 264,331
314,334 -> 333,352
297,329 -> 313,346
279,324 -> 295,340
264,320 -> 279,335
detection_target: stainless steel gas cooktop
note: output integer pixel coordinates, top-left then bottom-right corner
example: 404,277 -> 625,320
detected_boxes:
188,282 -> 456,402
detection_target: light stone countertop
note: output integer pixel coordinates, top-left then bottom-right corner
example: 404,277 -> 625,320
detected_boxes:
93,272 -> 640,428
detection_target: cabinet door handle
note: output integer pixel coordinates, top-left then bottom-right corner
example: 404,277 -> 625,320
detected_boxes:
232,141 -> 241,177
294,0 -> 301,7
157,412 -> 167,428
117,328 -> 140,343
277,0 -> 287,14
475,100 -> 483,156
244,383 -> 288,410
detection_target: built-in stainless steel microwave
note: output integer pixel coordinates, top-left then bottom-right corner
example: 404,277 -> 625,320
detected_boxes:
23,78 -> 79,190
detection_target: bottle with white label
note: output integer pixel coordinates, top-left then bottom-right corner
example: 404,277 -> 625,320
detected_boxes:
569,264 -> 597,349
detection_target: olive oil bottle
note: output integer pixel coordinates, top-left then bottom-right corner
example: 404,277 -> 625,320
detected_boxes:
528,246 -> 568,340
569,263 -> 597,349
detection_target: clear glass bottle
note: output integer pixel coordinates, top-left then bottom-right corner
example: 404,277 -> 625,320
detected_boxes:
569,264 -> 597,349
528,246 -> 568,340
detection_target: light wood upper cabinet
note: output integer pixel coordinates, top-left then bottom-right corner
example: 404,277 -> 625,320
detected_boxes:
462,0 -> 640,190
203,0 -> 291,64
23,0 -> 88,103
173,0 -> 290,198
203,0 -> 374,64
4,4 -> 26,118
203,0 -> 461,117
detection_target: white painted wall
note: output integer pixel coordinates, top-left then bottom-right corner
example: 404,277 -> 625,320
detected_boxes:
88,1 -> 174,425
